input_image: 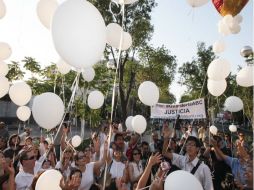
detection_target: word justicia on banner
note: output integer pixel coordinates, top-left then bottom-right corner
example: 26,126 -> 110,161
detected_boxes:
150,98 -> 206,119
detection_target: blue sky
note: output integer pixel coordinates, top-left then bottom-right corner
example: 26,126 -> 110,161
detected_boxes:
150,0 -> 252,101
0,0 -> 252,102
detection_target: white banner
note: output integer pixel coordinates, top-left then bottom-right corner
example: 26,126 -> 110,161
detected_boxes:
151,98 -> 206,119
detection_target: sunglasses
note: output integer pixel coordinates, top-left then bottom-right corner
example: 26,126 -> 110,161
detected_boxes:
133,152 -> 140,155
78,156 -> 85,160
24,156 -> 35,160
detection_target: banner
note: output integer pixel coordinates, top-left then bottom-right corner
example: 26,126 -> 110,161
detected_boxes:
151,98 -> 206,119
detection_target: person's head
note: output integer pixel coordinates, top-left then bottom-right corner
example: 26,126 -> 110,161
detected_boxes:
152,131 -> 159,142
185,136 -> 201,158
69,168 -> 82,188
25,136 -> 33,146
187,124 -> 193,132
129,133 -> 139,146
8,134 -> 20,147
113,146 -> 123,161
62,147 -> 73,162
42,159 -> 51,170
0,122 -> 5,129
169,138 -> 177,150
213,135 -> 225,149
19,149 -> 36,172
141,141 -> 150,154
238,132 -> 245,141
114,134 -> 125,149
0,137 -> 6,150
224,133 -> 231,141
130,148 -> 141,162
43,140 -> 49,149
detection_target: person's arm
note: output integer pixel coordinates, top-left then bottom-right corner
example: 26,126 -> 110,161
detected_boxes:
6,162 -> 15,190
162,125 -> 173,160
136,153 -> 162,189
94,141 -> 108,173
211,138 -> 226,161
128,163 -> 136,183
60,127 -> 69,151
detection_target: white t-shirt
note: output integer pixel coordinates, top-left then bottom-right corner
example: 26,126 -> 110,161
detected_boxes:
79,162 -> 95,190
15,171 -> 34,190
129,161 -> 143,180
55,161 -> 71,178
109,159 -> 125,179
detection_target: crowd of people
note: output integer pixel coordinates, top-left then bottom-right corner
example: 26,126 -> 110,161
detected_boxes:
0,120 -> 253,190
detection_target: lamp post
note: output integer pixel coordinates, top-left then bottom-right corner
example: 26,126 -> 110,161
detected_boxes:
240,46 -> 253,64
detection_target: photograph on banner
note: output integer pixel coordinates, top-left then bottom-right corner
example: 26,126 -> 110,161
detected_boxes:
150,98 -> 206,119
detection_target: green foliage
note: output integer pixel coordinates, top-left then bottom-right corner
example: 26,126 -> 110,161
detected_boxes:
6,61 -> 25,81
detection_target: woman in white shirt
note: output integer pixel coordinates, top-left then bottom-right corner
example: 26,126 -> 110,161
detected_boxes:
128,148 -> 143,183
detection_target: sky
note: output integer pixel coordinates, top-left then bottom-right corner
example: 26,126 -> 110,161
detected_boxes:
0,0 -> 253,102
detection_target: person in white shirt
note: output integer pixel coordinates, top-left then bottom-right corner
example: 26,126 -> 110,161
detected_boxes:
182,124 -> 198,139
163,126 -> 214,190
15,148 -> 36,190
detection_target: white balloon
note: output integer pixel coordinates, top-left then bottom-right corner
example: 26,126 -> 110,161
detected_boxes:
51,0 -> 106,69
132,115 -> 147,134
72,135 -> 82,147
186,0 -> 209,7
112,0 -> 138,5
87,90 -> 104,109
165,170 -> 203,190
207,58 -> 231,80
209,125 -> 218,135
106,23 -> 132,50
0,61 -> 9,76
0,42 -> 12,60
82,67 -> 95,82
218,19 -> 231,36
234,14 -> 243,23
138,81 -> 159,106
223,14 -> 234,26
37,0 -> 58,29
212,40 -> 226,54
0,76 -> 9,98
16,106 -> 31,121
207,79 -> 227,97
229,124 -> 237,133
32,92 -> 65,130
229,21 -> 241,34
236,65 -> 254,87
122,32 -> 132,50
224,96 -> 243,112
56,59 -> 71,74
0,0 -> 6,19
9,82 -> 32,106
125,116 -> 133,131
35,169 -> 62,190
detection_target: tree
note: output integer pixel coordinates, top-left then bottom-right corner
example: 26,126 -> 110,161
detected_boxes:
6,61 -> 25,81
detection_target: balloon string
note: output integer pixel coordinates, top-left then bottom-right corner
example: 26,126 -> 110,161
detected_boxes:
53,73 -> 80,144
62,76 -> 66,108
103,3 -> 125,190
199,74 -> 207,99
53,73 -> 58,94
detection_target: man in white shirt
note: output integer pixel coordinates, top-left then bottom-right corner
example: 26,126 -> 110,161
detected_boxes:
15,148 -> 36,190
163,126 -> 214,190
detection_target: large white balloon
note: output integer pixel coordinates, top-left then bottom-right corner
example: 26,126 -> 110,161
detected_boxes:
72,135 -> 82,147
0,42 -> 12,60
87,90 -> 104,109
132,115 -> 147,134
229,124 -> 237,133
56,59 -> 71,75
138,81 -> 159,106
37,0 -> 58,29
51,0 -> 106,69
106,23 -> 132,50
212,40 -> 226,54
35,169 -> 62,190
209,125 -> 218,135
82,67 -> 95,82
9,82 -> 32,106
113,0 -> 138,5
16,106 -> 31,121
207,58 -> 231,80
165,170 -> 203,190
224,96 -> 243,112
236,65 -> 254,87
0,0 -> 6,19
166,171 -> 203,190
218,19 -> 231,36
32,92 -> 65,130
207,79 -> 227,97
0,76 -> 9,98
125,116 -> 133,131
186,0 -> 209,7
234,14 -> 243,24
0,61 -> 9,76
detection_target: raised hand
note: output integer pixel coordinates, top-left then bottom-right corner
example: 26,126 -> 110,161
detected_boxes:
148,152 -> 162,167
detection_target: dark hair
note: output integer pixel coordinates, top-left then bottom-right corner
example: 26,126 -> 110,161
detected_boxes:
30,171 -> 45,190
130,148 -> 141,162
8,134 -> 21,147
19,150 -> 32,165
186,136 -> 201,148
141,141 -> 149,147
114,133 -> 124,142
69,168 -> 82,179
